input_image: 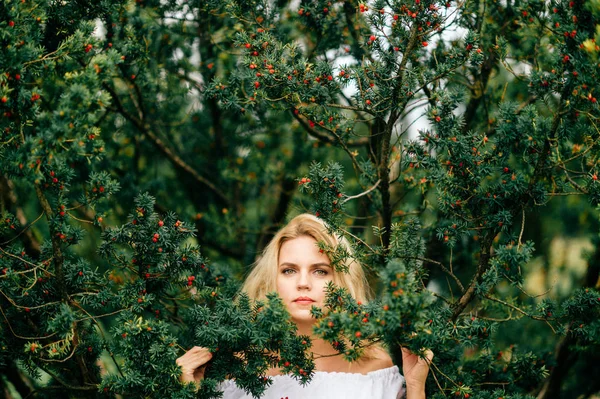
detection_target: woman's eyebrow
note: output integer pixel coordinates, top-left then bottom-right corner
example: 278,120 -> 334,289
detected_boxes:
278,262 -> 331,268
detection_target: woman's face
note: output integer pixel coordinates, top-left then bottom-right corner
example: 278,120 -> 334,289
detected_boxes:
276,235 -> 333,325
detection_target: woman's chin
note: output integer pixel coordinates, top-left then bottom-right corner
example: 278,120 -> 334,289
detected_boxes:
290,312 -> 316,326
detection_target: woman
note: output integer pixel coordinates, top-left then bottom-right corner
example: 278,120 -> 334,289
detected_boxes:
177,214 -> 433,398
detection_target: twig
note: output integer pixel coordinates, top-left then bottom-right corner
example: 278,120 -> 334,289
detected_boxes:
517,208 -> 525,249
70,302 -> 125,378
0,247 -> 54,276
290,110 -> 368,147
342,180 -> 381,204
0,212 -> 44,247
36,364 -> 97,390
428,360 -> 447,397
484,294 -> 556,333
0,303 -> 57,340
103,84 -> 230,206
404,256 -> 464,292
0,289 -> 61,311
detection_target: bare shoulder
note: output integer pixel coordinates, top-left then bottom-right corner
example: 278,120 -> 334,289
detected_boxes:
356,346 -> 394,374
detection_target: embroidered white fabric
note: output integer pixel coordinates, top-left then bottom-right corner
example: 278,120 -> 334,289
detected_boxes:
218,365 -> 406,399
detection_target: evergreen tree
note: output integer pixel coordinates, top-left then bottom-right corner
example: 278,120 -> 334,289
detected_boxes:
1,0 -> 600,398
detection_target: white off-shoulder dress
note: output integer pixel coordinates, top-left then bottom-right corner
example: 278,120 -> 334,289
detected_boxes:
218,365 -> 406,399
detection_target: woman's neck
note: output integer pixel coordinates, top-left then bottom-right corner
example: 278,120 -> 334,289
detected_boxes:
295,322 -> 340,358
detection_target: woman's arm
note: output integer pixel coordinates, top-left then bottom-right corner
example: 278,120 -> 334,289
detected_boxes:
401,348 -> 434,399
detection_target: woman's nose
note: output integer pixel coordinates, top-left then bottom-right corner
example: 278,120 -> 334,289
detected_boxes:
297,272 -> 311,290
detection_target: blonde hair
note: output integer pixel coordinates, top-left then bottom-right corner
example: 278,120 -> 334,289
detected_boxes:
242,213 -> 371,303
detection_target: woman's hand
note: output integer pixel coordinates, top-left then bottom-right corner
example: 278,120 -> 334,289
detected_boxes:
401,347 -> 434,399
176,346 -> 213,384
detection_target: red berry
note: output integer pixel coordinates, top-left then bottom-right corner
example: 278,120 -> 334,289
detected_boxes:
8,21 -> 15,27
158,220 -> 164,227
254,81 -> 260,89
369,35 -> 376,42
245,43 -> 251,48
1,97 -> 7,104
355,331 -> 362,338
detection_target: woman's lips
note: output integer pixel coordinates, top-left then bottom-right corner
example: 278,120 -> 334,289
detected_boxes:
293,297 -> 315,305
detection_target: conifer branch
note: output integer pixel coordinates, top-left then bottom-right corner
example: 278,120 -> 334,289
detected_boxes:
408,256 -> 464,292
291,110 -> 368,147
376,23 -> 421,249
104,85 -> 230,206
0,176 -> 42,255
0,304 -> 58,340
34,184 -> 68,303
342,180 -> 381,204
35,364 -> 97,391
483,294 -> 556,332
451,231 -> 496,321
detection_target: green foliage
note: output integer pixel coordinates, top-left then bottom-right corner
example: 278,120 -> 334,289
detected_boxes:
2,0 -> 600,398
190,293 -> 313,398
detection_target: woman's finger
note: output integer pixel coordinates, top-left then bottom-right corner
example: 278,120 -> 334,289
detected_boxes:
176,347 -> 213,383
